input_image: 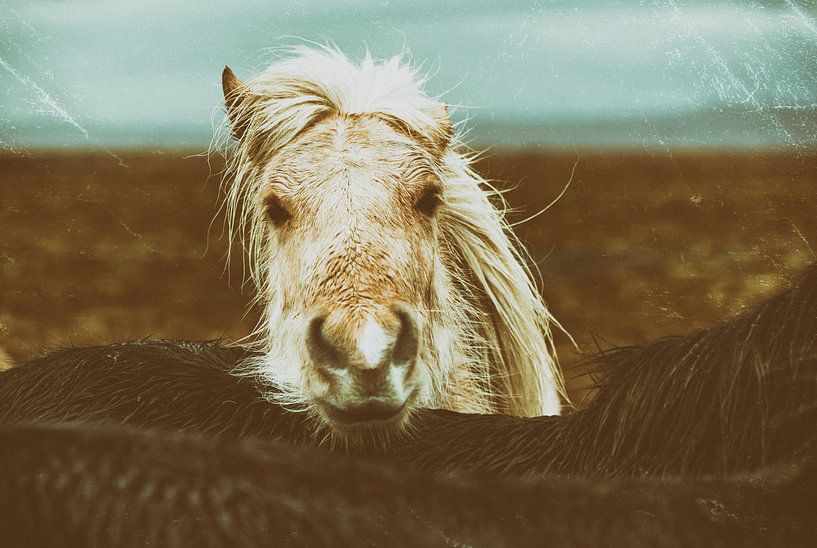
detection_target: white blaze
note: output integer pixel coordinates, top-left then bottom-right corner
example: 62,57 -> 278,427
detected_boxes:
359,316 -> 392,367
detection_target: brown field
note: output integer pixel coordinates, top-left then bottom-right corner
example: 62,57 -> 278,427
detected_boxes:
1,149 -> 815,405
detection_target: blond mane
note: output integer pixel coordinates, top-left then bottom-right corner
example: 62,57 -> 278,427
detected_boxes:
214,46 -> 566,417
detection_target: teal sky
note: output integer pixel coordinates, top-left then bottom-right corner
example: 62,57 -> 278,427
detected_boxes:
1,0 -> 816,150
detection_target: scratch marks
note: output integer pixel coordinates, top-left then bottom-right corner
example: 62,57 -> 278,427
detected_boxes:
785,0 -> 817,39
0,55 -> 128,166
659,0 -> 811,147
788,221 -> 816,260
0,56 -> 90,140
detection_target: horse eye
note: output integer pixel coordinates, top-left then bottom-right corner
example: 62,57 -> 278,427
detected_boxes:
415,187 -> 442,216
263,195 -> 291,226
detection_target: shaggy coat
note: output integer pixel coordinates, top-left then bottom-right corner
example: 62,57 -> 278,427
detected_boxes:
0,423 -> 814,547
3,265 -> 816,477
0,341 -> 299,441
2,266 -> 817,545
395,262 -> 817,476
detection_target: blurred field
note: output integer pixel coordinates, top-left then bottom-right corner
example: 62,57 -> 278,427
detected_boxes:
1,149 -> 815,403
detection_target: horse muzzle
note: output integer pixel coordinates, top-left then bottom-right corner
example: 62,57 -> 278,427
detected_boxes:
306,303 -> 419,428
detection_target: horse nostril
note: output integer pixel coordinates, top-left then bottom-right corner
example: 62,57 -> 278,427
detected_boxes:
391,303 -> 419,365
307,307 -> 417,376
306,314 -> 345,370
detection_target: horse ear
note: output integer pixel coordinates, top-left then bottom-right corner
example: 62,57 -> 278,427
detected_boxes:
222,66 -> 251,140
429,103 -> 453,157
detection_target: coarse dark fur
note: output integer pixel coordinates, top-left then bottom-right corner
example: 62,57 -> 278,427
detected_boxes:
0,340 -> 308,441
396,263 -> 817,476
1,266 -> 817,546
0,422 -> 815,548
3,265 -> 817,478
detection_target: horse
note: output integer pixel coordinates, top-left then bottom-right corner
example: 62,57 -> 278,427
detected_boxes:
393,261 -> 817,476
3,264 -> 816,475
2,265 -> 817,544
215,46 -> 565,436
1,422 -> 814,547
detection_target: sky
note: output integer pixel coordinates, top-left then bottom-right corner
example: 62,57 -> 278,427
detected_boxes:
1,0 -> 816,150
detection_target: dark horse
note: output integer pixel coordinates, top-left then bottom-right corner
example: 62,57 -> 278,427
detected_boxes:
1,422 -> 814,547
1,265 -> 816,545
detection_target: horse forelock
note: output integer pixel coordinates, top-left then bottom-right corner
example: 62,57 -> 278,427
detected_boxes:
216,46 -> 566,419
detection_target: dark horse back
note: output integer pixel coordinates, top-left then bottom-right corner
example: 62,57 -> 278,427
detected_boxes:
0,340 -> 308,441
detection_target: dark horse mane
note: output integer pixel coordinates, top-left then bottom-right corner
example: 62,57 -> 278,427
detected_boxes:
396,263 -> 817,476
0,340 -> 299,440
1,265 -> 816,544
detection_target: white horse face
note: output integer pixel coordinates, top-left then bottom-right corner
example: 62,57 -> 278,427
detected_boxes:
223,51 -> 562,429
256,115 -> 455,435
